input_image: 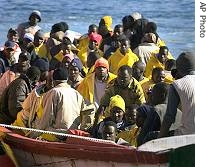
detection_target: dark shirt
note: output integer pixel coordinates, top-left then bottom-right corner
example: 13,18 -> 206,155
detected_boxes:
137,104 -> 161,145
0,51 -> 10,75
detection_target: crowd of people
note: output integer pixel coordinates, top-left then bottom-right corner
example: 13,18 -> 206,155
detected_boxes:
0,10 -> 195,147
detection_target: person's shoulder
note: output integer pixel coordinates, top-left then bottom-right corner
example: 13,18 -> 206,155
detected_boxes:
18,21 -> 29,28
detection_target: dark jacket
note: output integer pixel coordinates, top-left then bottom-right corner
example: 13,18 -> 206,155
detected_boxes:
0,74 -> 32,124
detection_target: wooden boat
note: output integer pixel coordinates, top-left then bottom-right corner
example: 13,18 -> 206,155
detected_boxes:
0,126 -> 194,167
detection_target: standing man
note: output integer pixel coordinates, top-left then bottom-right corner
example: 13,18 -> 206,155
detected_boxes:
158,52 -> 195,137
17,10 -> 42,43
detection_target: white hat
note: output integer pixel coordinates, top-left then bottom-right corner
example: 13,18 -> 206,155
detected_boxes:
131,12 -> 142,21
24,33 -> 34,42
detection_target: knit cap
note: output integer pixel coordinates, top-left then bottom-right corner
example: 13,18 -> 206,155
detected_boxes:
94,57 -> 109,71
33,58 -> 49,72
69,58 -> 83,72
109,95 -> 125,112
88,33 -> 102,45
53,67 -> 68,81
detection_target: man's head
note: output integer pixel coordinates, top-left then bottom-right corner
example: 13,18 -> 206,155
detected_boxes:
17,51 -> 31,73
88,24 -> 98,35
26,66 -> 41,87
176,51 -> 195,78
109,95 -> 125,123
98,16 -> 112,37
119,38 -> 130,55
125,104 -> 138,126
113,24 -> 124,38
61,39 -> 75,55
141,33 -> 157,44
4,41 -> 16,59
102,121 -> 118,142
152,67 -> 165,84
151,82 -> 169,105
117,65 -> 133,88
157,46 -> 169,64
94,57 -> 109,81
29,10 -> 41,25
88,33 -> 102,50
34,30 -> 44,47
33,58 -> 49,82
136,105 -> 148,128
7,28 -> 19,42
68,58 -> 83,81
132,61 -> 146,81
53,67 -> 69,86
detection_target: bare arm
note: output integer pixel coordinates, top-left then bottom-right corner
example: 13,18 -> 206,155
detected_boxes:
158,85 -> 180,138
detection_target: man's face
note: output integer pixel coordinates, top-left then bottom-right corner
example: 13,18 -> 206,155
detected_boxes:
102,125 -> 117,142
95,66 -> 108,81
120,40 -> 130,55
5,48 -> 15,59
152,70 -> 165,83
110,107 -> 124,123
62,43 -> 72,55
117,69 -> 132,88
158,49 -> 168,64
69,65 -> 80,81
30,14 -> 39,25
88,40 -> 98,50
125,109 -> 137,125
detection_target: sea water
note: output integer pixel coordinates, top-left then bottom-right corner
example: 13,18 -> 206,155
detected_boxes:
0,0 -> 194,58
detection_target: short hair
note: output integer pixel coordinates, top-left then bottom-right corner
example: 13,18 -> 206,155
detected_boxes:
159,46 -> 169,52
152,67 -> 164,76
26,66 -> 41,82
118,65 -> 133,76
165,59 -> 176,71
126,104 -> 139,111
152,82 -> 169,104
146,22 -> 157,33
103,120 -> 117,131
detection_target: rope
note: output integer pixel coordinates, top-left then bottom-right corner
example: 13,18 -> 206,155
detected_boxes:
0,123 -> 115,144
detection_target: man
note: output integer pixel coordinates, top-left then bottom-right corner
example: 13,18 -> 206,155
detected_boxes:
133,32 -> 160,65
101,24 -> 124,53
0,41 -> 16,76
159,52 -> 195,137
132,61 -> 149,86
144,46 -> 174,79
77,24 -> 98,51
0,66 -> 41,124
93,94 -> 126,139
6,28 -> 21,63
17,10 -> 42,43
95,65 -> 145,124
137,82 -> 182,146
29,67 -> 87,140
77,57 -> 116,107
0,51 -> 31,98
68,58 -> 84,89
108,37 -> 139,75
141,67 -> 166,103
77,32 -> 103,68
31,30 -> 49,62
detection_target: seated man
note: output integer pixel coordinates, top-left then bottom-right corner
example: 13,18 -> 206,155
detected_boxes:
95,65 -> 145,124
137,82 -> 182,146
28,67 -> 87,141
92,94 -> 126,138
